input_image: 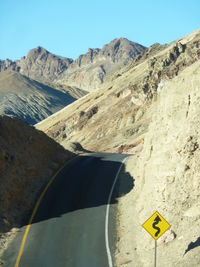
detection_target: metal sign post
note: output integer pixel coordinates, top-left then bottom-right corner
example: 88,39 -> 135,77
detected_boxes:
154,240 -> 157,267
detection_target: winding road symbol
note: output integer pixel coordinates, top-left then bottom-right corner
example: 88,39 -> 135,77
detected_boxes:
142,211 -> 170,240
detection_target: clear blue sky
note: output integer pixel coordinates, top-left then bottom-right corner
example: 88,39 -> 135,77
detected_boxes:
0,0 -> 200,60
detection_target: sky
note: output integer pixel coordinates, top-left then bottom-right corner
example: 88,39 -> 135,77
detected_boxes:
0,0 -> 200,60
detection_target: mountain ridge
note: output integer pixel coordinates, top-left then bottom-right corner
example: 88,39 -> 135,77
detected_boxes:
0,38 -> 146,91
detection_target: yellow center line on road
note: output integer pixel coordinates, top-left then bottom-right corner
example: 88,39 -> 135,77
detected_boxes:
14,156 -> 78,267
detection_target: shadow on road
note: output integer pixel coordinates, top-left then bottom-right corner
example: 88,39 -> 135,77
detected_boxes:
0,153 -> 134,267
19,154 -> 134,226
0,154 -> 133,232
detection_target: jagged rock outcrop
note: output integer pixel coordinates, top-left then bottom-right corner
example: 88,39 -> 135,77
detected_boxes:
0,59 -> 20,72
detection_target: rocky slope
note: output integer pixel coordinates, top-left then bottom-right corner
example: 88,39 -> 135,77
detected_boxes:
116,60 -> 200,267
0,39 -> 145,92
0,70 -> 76,124
0,116 -> 74,261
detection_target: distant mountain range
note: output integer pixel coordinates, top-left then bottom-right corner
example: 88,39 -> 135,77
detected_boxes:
0,38 -> 146,91
0,38 -> 145,124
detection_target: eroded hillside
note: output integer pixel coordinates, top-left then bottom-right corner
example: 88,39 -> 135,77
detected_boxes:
0,116 -> 74,260
116,60 -> 200,267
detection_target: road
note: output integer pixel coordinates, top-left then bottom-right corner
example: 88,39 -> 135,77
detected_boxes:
2,153 -> 132,267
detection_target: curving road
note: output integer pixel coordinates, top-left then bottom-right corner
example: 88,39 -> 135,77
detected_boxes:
2,153 -> 131,267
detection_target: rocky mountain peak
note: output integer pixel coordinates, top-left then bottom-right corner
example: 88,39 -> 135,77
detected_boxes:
26,46 -> 49,60
19,46 -> 73,83
22,47 -> 48,67
57,38 -> 146,91
101,37 -> 146,63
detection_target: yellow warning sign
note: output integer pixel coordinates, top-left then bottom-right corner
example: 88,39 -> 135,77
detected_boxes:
142,211 -> 170,240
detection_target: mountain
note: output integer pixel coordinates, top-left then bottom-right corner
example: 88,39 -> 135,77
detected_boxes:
19,46 -> 73,83
0,47 -> 73,84
56,38 -> 146,91
36,29 -> 200,266
0,38 -> 146,92
0,70 -> 76,124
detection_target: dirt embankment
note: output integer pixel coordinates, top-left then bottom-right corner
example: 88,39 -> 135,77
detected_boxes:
0,116 -> 74,260
115,61 -> 200,267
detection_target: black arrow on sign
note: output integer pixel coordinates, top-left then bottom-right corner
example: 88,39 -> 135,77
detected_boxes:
152,215 -> 161,237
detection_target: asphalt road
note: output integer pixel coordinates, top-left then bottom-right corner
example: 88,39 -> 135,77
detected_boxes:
2,153 -> 132,267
